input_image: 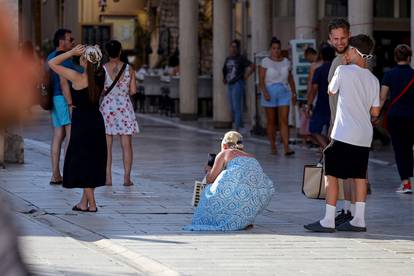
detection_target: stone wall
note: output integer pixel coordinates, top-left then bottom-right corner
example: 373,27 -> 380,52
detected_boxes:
159,0 -> 179,57
154,0 -> 213,74
199,0 -> 213,75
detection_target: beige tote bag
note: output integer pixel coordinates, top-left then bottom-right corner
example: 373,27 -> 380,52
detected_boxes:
302,162 -> 344,200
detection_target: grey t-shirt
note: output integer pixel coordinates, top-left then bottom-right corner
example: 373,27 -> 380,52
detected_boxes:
328,54 -> 343,125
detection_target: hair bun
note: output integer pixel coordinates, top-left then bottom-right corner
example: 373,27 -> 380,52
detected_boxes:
271,36 -> 280,43
270,36 -> 281,47
222,131 -> 244,150
83,45 -> 103,66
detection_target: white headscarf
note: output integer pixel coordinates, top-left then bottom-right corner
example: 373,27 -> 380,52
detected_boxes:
83,45 -> 102,67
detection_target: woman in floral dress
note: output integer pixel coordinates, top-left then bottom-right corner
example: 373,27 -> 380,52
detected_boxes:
100,40 -> 139,186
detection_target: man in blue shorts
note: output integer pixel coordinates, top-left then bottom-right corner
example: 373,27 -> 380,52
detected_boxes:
47,29 -> 76,184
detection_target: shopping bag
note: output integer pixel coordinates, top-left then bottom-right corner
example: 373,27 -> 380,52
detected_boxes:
302,162 -> 344,200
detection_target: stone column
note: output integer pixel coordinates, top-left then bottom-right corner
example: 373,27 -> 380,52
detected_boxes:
179,0 -> 199,120
279,0 -> 289,17
295,0 -> 317,39
348,0 -> 373,37
0,129 -> 4,168
250,0 -> 272,131
0,0 -> 20,167
251,0 -> 271,63
212,0 -> 232,128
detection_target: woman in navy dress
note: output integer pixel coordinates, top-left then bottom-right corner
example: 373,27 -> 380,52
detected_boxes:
48,45 -> 106,212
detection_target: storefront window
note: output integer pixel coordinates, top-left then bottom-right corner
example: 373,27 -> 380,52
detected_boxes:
400,0 -> 411,18
374,0 -> 394,18
325,0 -> 348,17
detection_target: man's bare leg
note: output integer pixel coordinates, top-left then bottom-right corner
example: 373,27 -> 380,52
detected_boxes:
51,127 -> 65,183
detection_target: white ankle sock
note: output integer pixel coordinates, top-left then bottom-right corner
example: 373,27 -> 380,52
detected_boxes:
350,202 -> 366,227
320,204 -> 336,228
350,203 -> 355,215
343,200 -> 351,213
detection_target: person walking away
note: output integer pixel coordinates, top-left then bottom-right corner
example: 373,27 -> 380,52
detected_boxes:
222,39 -> 255,131
380,44 -> 414,194
304,47 -> 322,97
48,44 -> 106,212
306,45 -> 335,150
305,35 -> 380,232
100,40 -> 139,186
258,37 -> 297,155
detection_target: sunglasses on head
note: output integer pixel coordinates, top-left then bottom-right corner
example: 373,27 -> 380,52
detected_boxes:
350,46 -> 373,60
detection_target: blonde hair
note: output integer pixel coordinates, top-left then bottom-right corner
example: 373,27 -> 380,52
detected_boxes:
222,131 -> 244,150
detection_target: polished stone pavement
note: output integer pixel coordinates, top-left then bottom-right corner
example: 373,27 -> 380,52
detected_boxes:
0,109 -> 413,275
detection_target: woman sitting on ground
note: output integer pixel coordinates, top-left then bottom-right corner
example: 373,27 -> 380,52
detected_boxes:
184,131 -> 275,231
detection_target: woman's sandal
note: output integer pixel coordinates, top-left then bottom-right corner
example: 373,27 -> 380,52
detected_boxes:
50,178 -> 63,185
284,150 -> 295,156
87,207 -> 98,213
72,205 -> 88,212
123,182 -> 134,186
244,224 -> 254,230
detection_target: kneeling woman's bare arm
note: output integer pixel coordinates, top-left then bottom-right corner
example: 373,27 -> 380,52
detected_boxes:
205,151 -> 227,183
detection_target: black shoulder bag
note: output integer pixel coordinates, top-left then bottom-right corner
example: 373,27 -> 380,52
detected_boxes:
103,63 -> 127,96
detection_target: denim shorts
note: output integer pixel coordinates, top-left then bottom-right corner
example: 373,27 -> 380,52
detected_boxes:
261,83 -> 291,107
51,95 -> 71,127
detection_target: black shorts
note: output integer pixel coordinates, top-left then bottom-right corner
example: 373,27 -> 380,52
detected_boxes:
323,140 -> 370,179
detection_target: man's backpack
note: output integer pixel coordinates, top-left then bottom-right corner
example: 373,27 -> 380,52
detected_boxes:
39,64 -> 54,111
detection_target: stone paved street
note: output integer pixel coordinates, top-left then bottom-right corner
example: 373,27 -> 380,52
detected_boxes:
1,108 -> 413,275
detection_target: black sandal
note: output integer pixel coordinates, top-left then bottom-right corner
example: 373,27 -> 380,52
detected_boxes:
284,151 -> 295,156
72,205 -> 88,212
87,207 -> 98,213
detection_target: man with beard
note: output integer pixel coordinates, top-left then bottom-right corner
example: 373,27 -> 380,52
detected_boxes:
326,19 -> 356,227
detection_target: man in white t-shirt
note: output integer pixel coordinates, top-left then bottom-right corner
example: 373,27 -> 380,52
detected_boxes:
305,34 -> 380,232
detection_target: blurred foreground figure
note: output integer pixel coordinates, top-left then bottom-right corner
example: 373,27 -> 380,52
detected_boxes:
0,13 -> 38,126
0,195 -> 29,275
0,6 -> 39,276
